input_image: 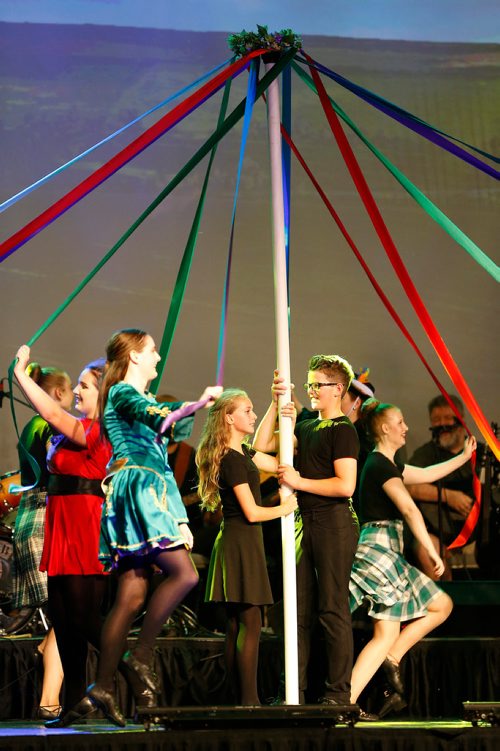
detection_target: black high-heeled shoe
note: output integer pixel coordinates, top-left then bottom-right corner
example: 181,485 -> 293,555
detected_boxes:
378,690 -> 407,719
382,656 -> 404,695
87,683 -> 126,727
119,657 -> 158,709
121,650 -> 159,693
45,697 -> 95,728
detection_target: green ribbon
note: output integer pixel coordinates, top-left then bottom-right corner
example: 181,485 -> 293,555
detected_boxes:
21,49 -> 296,352
292,62 -> 499,283
149,79 -> 232,393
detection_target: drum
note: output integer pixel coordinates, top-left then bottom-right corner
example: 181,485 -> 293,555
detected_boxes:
0,524 -> 13,597
0,471 -> 21,524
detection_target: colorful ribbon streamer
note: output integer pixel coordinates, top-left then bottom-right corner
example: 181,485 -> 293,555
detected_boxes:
292,62 -> 499,283
216,59 -> 260,386
278,121 -> 481,549
0,50 -> 267,263
296,55 -> 500,175
149,79 -> 232,393
0,57 -> 233,214
302,51 -> 499,460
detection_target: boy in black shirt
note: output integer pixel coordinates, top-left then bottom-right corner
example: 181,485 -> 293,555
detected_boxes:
255,355 -> 359,705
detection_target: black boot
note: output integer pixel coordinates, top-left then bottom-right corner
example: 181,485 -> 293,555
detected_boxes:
119,657 -> 158,709
121,650 -> 160,693
382,656 -> 404,695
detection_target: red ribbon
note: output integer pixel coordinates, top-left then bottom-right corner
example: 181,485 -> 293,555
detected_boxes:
0,50 -> 266,263
303,52 -> 498,462
279,125 -> 480,547
288,52 -> 498,548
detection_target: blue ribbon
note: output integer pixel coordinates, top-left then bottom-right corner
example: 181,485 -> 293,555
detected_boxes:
297,54 -> 499,178
216,60 -> 259,385
0,57 -> 233,213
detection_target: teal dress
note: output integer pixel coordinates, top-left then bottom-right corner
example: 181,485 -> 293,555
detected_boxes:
99,382 -> 194,571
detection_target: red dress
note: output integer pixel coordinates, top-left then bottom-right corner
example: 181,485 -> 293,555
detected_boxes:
40,419 -> 112,576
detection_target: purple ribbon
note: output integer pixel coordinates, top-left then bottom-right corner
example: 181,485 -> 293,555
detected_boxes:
157,397 -> 210,439
298,55 -> 499,180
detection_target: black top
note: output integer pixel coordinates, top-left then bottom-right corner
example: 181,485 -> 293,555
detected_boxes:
294,416 -> 359,511
219,445 -> 262,522
359,451 -> 405,524
18,415 -> 53,488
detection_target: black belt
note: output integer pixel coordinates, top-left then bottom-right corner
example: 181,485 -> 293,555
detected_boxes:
47,475 -> 105,497
363,521 -> 398,528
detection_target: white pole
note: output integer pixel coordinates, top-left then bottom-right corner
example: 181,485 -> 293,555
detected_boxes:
265,60 -> 299,705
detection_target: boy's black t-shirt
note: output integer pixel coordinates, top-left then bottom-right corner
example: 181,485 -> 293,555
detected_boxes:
294,416 -> 359,511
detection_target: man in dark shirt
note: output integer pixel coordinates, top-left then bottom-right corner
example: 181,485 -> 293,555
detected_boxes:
255,355 -> 359,706
406,394 -> 478,580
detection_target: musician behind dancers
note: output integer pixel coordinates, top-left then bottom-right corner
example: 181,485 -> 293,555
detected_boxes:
406,394 -> 483,581
157,394 -> 222,562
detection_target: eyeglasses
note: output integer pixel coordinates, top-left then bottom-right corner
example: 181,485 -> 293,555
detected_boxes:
303,382 -> 340,392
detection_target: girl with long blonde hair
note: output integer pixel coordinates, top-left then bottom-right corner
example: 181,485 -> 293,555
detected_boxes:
196,389 -> 297,705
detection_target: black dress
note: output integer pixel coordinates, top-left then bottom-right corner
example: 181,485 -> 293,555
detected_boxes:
205,445 -> 273,605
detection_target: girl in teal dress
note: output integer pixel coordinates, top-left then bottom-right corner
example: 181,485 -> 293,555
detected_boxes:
87,329 -> 221,726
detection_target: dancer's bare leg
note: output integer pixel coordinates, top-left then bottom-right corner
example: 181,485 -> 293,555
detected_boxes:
38,628 -> 64,710
387,593 -> 453,664
350,619 -> 400,703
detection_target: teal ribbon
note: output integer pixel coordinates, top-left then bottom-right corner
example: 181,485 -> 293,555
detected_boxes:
149,78 -> 232,393
216,59 -> 259,385
292,62 -> 499,283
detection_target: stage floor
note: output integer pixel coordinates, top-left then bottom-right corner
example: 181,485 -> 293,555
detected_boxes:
1,717 -> 499,751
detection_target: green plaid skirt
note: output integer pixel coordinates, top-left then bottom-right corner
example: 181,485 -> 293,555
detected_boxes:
349,520 -> 443,621
11,489 -> 48,608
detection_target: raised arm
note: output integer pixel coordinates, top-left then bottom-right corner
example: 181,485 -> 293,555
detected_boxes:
253,370 -> 297,453
14,345 -> 86,446
402,435 -> 476,485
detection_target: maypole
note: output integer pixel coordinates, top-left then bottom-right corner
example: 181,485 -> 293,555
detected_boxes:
228,26 -> 302,705
265,57 -> 299,704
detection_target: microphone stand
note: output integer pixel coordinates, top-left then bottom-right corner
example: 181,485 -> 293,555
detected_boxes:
431,434 -> 445,561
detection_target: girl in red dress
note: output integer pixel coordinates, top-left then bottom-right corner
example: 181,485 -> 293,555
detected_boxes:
14,345 -> 111,727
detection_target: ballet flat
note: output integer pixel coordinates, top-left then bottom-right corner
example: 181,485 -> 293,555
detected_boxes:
45,697 -> 95,728
87,683 -> 126,727
36,705 -> 62,721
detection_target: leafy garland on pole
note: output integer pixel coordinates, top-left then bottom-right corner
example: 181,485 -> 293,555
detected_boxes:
228,25 -> 302,57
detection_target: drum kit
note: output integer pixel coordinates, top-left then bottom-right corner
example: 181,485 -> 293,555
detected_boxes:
0,470 -> 21,602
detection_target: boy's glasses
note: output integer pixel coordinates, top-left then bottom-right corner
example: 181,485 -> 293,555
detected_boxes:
303,382 -> 340,393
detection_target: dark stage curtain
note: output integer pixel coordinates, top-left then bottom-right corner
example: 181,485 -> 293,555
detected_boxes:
0,634 -> 498,721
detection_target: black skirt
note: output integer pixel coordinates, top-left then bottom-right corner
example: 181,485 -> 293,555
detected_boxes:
205,517 -> 273,605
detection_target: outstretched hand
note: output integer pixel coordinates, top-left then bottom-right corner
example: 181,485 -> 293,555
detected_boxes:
200,385 -> 223,406
462,435 -> 477,460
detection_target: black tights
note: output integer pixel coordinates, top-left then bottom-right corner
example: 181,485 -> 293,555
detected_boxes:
48,574 -> 107,710
224,604 -> 262,706
96,547 -> 198,690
